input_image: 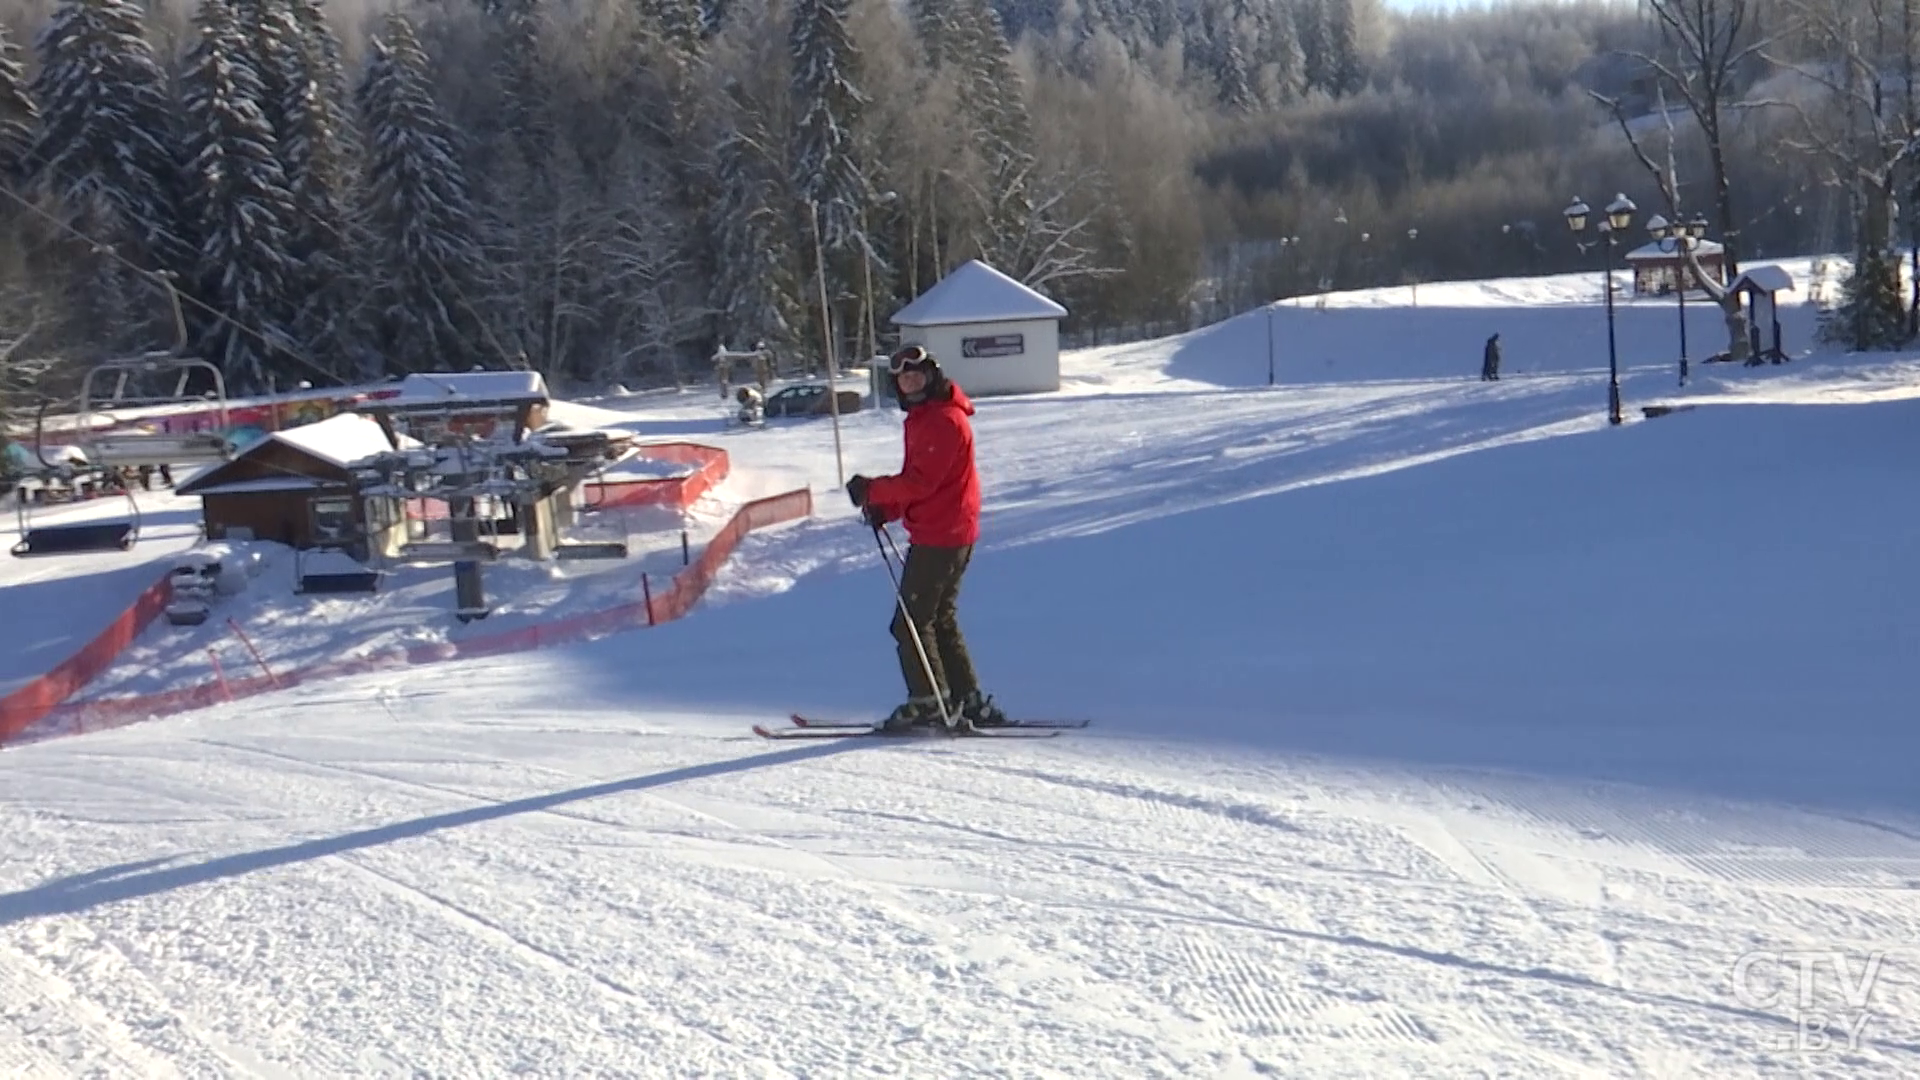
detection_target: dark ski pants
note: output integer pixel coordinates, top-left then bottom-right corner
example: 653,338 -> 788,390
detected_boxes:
890,543 -> 978,702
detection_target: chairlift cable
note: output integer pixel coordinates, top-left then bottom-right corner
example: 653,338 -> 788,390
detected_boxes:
0,180 -> 349,387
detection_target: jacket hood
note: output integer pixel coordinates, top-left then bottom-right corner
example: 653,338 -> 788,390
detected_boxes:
942,382 -> 976,416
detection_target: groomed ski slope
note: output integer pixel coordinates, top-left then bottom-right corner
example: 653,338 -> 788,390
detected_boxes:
5,268 -> 1920,1077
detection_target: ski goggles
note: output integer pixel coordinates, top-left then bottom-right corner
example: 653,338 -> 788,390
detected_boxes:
887,346 -> 933,374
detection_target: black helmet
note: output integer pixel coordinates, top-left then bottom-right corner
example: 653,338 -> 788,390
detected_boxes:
887,345 -> 946,409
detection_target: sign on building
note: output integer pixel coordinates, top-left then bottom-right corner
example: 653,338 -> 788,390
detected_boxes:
962,333 -> 1025,358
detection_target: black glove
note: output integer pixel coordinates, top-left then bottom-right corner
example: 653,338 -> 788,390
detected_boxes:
846,474 -> 871,508
861,504 -> 888,529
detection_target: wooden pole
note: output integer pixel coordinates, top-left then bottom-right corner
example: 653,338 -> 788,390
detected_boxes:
811,202 -> 847,488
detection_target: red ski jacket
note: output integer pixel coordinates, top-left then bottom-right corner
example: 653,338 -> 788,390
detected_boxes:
864,382 -> 981,547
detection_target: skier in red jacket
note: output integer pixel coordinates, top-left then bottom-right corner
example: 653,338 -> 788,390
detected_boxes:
846,345 -> 1009,731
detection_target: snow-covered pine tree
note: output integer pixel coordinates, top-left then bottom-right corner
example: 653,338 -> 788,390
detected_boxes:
648,0 -> 706,56
788,0 -> 869,254
495,0 -> 553,179
0,24 -> 36,180
1295,0 -> 1334,95
909,0 -> 961,67
181,0 -> 300,392
602,140 -> 704,385
1822,249 -> 1908,351
1256,2 -> 1307,107
279,0 -> 361,373
231,0 -> 298,146
356,12 -> 487,373
708,109 -> 799,354
29,0 -> 194,278
1322,0 -> 1364,96
485,0 -> 556,371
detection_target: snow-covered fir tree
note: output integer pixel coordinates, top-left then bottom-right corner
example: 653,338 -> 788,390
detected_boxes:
356,12 -> 487,373
1823,248 -> 1908,351
956,1 -> 1036,217
181,0 -> 300,391
708,107 -> 799,353
494,0 -> 553,178
0,24 -> 37,180
1258,3 -> 1308,106
910,0 -> 961,67
278,0 -> 361,373
29,0 -> 193,278
788,0 -> 869,254
231,0 -> 298,147
647,0 -> 706,55
484,0 -> 566,375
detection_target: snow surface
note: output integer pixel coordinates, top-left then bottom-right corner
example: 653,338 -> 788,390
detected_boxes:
0,489 -> 207,695
5,263 -> 1920,1076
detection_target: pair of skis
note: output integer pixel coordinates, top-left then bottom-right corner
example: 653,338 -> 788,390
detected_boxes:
752,714 -> 1088,740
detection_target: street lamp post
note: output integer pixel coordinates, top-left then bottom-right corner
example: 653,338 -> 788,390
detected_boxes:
1648,212 -> 1710,387
1406,228 -> 1419,307
1266,301 -> 1276,386
1564,194 -> 1637,426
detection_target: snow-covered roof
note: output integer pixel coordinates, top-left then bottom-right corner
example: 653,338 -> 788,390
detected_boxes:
1731,265 -> 1796,293
177,414 -> 404,495
271,413 -> 400,468
388,371 -> 549,404
891,260 -> 1069,326
1626,239 -> 1726,261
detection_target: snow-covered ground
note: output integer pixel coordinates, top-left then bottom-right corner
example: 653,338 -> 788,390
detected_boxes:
0,489 -> 206,696
5,263 -> 1920,1076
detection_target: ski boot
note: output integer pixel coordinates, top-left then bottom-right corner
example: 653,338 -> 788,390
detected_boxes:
879,696 -> 946,733
950,690 -> 1010,727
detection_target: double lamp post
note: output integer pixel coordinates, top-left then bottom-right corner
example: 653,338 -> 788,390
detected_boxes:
1563,194 -> 1636,426
1565,194 -> 1712,423
1646,210 -> 1711,388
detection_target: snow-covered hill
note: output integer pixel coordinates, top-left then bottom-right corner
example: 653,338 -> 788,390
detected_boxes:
4,265 -> 1919,1077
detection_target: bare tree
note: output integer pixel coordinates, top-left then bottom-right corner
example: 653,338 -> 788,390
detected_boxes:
1763,0 -> 1918,348
1597,0 -> 1770,361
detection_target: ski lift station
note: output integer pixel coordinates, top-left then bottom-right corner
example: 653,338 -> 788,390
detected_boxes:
890,259 -> 1069,396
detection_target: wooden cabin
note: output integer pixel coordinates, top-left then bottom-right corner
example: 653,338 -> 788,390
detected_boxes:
175,413 -> 405,557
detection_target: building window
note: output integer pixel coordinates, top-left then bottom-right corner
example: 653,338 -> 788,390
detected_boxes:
311,496 -> 356,545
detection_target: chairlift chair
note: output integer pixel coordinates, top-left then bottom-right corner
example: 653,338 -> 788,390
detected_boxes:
10,402 -> 142,556
78,355 -> 235,469
295,546 -> 382,594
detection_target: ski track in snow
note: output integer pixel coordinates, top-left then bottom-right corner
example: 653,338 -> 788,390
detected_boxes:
11,700 -> 1918,1076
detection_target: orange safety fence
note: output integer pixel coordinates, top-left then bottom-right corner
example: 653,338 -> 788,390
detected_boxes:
586,443 -> 729,511
0,571 -> 175,743
16,486 -> 813,746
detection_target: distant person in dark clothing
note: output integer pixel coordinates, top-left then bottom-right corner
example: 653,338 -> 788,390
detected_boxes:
1482,334 -> 1502,381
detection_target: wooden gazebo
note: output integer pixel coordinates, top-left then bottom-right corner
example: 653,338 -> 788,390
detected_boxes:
1626,238 -> 1727,297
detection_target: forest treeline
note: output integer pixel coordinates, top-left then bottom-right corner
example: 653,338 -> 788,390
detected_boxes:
0,0 -> 1901,401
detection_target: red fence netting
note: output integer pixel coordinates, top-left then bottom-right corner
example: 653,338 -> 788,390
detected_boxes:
9,486 -> 813,746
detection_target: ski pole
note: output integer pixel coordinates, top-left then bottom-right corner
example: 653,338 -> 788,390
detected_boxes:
869,521 -> 956,729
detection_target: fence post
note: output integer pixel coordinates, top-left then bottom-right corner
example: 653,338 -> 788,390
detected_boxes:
681,530 -> 690,565
207,648 -> 233,702
642,572 -> 654,626
226,617 -> 278,687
